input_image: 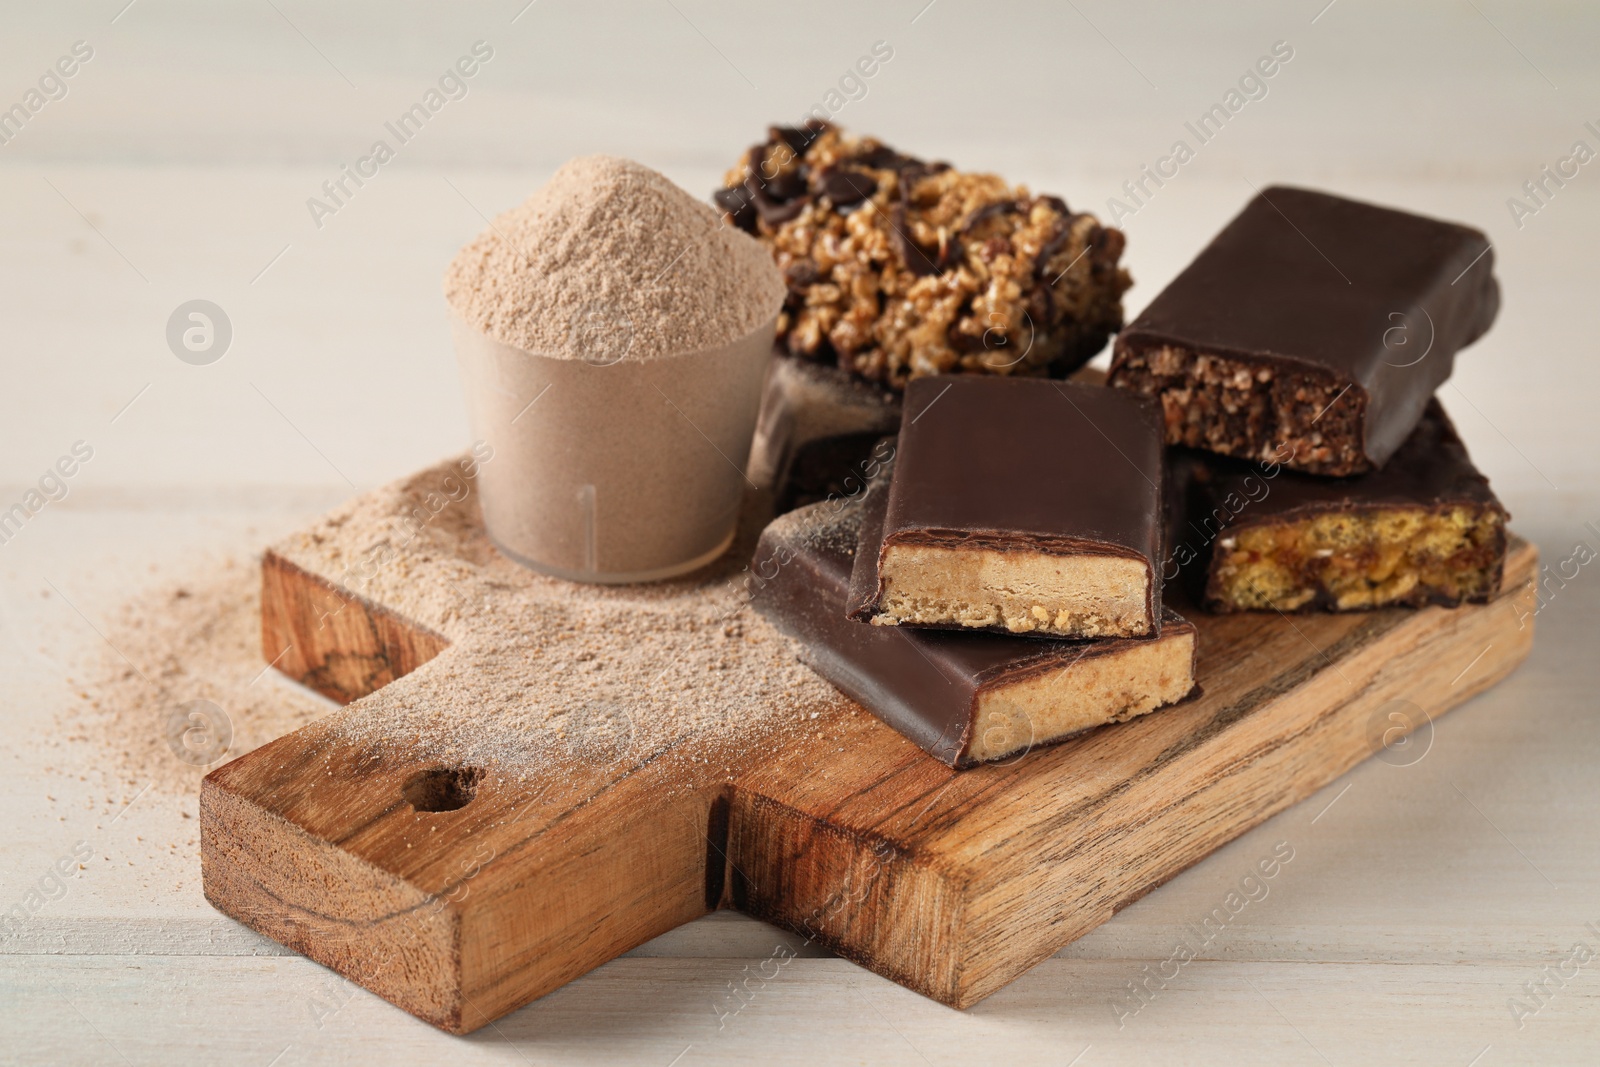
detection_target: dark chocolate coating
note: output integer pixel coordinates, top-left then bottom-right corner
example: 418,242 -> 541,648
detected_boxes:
747,353 -> 902,515
1170,400 -> 1509,608
752,494 -> 1196,767
1115,186 -> 1499,469
846,377 -> 1165,632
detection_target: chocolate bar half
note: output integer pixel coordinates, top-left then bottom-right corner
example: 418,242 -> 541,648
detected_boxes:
1109,186 -> 1499,475
752,495 -> 1197,767
1170,400 -> 1508,612
846,378 -> 1165,639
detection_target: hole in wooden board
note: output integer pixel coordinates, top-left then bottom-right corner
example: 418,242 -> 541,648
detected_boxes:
403,766 -> 483,812
704,791 -> 731,910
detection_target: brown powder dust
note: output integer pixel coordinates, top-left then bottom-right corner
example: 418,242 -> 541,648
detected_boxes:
68,556 -> 334,799
71,459 -> 850,799
443,155 -> 785,361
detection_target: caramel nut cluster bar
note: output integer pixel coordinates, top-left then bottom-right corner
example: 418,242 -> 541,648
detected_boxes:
752,494 -> 1197,767
1109,186 -> 1499,476
716,121 -> 1131,391
1172,401 -> 1508,612
845,378 -> 1165,640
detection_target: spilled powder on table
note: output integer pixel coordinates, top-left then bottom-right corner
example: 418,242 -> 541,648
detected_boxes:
68,555 -> 333,798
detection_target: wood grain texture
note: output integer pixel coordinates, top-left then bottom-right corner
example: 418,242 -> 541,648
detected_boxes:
202,463 -> 1536,1033
261,553 -> 450,704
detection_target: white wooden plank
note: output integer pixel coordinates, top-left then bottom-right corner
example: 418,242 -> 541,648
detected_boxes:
2,1 -> 1598,1059
5,955 -> 1597,1066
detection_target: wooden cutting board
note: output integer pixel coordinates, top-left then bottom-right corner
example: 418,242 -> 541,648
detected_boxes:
200,458 -> 1536,1034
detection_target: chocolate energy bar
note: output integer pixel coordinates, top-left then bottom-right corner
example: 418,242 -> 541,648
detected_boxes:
752,496 -> 1197,767
846,378 -> 1165,639
1109,186 -> 1499,475
1171,400 -> 1508,612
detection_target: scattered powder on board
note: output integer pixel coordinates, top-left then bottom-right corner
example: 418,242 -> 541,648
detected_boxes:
72,462 -> 851,800
443,155 -> 785,361
299,464 -> 845,785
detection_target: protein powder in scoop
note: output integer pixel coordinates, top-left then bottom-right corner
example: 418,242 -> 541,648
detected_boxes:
445,155 -> 786,582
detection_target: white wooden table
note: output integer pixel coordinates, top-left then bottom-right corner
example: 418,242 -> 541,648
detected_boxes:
3,2 -> 1597,1063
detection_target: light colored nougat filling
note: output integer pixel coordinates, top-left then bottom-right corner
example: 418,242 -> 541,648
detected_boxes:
967,628 -> 1195,763
873,543 -> 1151,638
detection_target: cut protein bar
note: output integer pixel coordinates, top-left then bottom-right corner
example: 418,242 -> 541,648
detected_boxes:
845,378 -> 1165,639
1170,401 -> 1508,612
1109,186 -> 1499,476
752,494 -> 1197,767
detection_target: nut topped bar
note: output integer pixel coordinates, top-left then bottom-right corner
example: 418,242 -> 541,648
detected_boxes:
846,378 -> 1165,639
1172,401 -> 1508,612
716,121 -> 1132,390
1109,186 -> 1499,476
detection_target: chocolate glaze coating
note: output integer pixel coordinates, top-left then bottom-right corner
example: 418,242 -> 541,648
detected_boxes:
845,377 -> 1165,632
751,493 -> 1196,767
1113,186 -> 1499,470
